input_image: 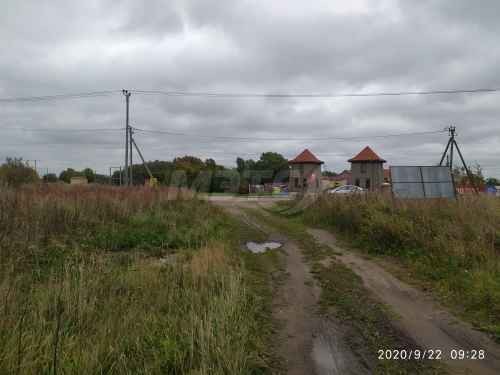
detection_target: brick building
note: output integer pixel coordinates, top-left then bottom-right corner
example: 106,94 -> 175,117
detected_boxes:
288,149 -> 323,193
348,146 -> 386,191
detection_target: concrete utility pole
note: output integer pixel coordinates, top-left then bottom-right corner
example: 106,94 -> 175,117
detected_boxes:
439,125 -> 478,193
449,126 -> 455,172
129,127 -> 133,185
123,89 -> 131,186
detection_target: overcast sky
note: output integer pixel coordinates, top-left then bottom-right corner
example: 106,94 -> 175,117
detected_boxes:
1,0 -> 499,177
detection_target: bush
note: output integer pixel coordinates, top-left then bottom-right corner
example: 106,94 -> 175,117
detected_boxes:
0,157 -> 39,187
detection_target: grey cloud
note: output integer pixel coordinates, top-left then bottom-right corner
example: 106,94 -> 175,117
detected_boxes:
0,0 -> 499,177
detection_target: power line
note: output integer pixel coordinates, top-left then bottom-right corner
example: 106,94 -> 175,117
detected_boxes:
0,142 -> 122,146
131,126 -> 446,142
2,127 -> 125,132
0,90 -> 119,103
131,87 -> 500,98
1,86 -> 499,103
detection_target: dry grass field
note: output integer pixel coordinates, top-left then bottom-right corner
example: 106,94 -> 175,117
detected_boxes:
0,185 -> 278,374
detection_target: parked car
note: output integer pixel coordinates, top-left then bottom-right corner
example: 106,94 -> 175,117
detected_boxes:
326,185 -> 364,194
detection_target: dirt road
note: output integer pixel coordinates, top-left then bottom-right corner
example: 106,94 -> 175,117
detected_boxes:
214,199 -> 368,375
213,197 -> 500,374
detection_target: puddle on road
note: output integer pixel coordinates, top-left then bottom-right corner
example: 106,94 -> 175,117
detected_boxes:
245,241 -> 282,253
312,334 -> 340,375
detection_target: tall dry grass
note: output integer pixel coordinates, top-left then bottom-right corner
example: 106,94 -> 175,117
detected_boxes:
0,185 -> 269,374
300,194 -> 500,340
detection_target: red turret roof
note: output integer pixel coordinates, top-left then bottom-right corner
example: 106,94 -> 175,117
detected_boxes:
348,146 -> 386,163
289,149 -> 323,164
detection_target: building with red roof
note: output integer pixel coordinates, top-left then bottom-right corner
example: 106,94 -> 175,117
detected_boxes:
348,146 -> 386,163
349,146 -> 386,191
289,149 -> 323,193
289,149 -> 324,164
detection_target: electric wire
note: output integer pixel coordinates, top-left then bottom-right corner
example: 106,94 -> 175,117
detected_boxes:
2,87 -> 500,103
131,87 -> 500,98
3,127 -> 125,132
0,90 -> 119,103
131,126 -> 447,142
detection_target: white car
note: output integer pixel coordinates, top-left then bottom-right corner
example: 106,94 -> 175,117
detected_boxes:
327,185 -> 365,194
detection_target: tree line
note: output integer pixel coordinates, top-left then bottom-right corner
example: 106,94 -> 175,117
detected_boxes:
0,155 -> 498,190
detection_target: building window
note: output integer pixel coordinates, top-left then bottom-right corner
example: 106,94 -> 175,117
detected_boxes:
366,178 -> 371,190
355,178 -> 360,187
361,163 -> 367,173
294,178 -> 299,188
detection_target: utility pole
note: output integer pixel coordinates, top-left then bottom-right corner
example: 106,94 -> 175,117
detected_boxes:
439,125 -> 478,193
129,127 -> 133,185
449,126 -> 454,172
123,89 -> 131,186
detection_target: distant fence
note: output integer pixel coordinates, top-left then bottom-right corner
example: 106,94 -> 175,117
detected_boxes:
390,166 -> 455,199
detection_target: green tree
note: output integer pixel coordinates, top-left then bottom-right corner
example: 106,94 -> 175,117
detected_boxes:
59,168 -> 79,183
82,168 -> 95,183
322,170 -> 338,177
236,157 -> 246,174
112,157 -> 228,192
234,152 -> 288,193
255,152 -> 288,179
0,158 -> 39,187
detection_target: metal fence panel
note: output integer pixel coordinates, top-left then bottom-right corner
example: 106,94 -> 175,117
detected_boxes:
390,166 -> 455,199
420,166 -> 452,183
390,166 -> 421,183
